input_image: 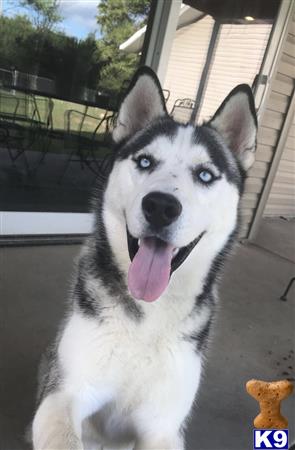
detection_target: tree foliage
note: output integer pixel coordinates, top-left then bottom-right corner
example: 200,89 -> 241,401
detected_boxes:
0,0 -> 150,100
0,15 -> 34,70
96,0 -> 150,94
20,0 -> 62,31
0,15 -> 103,97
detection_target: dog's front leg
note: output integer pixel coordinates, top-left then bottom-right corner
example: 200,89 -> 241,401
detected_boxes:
32,392 -> 84,450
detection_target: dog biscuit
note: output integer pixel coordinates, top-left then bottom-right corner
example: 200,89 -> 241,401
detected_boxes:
246,379 -> 293,429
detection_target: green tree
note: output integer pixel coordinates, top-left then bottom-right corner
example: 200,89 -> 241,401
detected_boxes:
0,15 -> 34,70
20,0 -> 62,31
0,15 -> 103,97
96,0 -> 150,94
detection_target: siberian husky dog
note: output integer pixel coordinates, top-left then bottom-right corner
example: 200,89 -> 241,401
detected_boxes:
32,67 -> 257,449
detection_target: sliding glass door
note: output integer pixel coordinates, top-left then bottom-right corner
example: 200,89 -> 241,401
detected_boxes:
0,0 -> 151,235
0,0 -> 290,236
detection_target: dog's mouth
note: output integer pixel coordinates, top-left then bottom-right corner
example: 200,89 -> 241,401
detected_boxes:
127,229 -> 205,302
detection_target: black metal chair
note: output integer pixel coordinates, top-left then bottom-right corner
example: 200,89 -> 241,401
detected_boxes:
162,89 -> 170,103
280,277 -> 295,302
59,108 -> 114,182
170,98 -> 195,123
29,96 -> 55,169
0,90 -> 31,170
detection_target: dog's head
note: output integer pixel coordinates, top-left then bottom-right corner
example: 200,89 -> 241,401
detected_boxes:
102,67 -> 257,302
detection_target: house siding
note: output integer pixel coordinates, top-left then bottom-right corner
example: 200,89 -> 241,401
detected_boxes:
198,23 -> 272,122
163,15 -> 214,114
264,114 -> 295,217
246,11 -> 295,232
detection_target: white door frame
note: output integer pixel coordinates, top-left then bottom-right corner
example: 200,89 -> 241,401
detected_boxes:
254,0 -> 294,119
0,211 -> 94,236
143,0 -> 182,84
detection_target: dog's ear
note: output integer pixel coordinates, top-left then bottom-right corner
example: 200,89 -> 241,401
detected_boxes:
208,84 -> 257,171
113,66 -> 168,143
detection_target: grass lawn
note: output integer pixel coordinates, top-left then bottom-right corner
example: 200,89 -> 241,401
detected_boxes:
50,98 -> 107,132
0,88 -> 113,156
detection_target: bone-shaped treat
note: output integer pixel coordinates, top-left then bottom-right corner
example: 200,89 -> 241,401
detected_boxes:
246,379 -> 293,429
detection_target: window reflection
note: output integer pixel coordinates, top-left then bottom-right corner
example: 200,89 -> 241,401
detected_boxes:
121,0 -> 279,123
0,0 -> 150,212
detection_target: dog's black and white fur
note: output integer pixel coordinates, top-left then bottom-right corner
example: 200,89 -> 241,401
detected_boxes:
32,67 -> 257,449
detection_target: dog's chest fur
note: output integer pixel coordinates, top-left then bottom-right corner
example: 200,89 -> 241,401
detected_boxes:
59,277 -> 208,438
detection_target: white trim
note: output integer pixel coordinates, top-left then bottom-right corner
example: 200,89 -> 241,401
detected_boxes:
254,0 -> 294,118
143,0 -> 182,84
156,0 -> 182,84
248,87 -> 295,241
119,26 -> 147,52
0,212 -> 94,236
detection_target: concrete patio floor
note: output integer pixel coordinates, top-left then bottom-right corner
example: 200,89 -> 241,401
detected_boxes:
0,218 -> 294,450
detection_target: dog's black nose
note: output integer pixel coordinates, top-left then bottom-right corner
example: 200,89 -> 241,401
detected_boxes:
142,191 -> 182,228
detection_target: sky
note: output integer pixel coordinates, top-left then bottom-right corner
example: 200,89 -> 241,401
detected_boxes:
2,0 -> 101,39
58,0 -> 100,38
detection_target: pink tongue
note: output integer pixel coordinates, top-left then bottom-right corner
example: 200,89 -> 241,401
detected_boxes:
128,238 -> 174,302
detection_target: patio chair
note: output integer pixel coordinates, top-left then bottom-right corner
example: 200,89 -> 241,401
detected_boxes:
280,277 -> 295,302
59,108 -> 113,182
0,90 -> 31,170
29,96 -> 55,169
170,98 -> 196,123
162,89 -> 170,103
0,123 -> 14,162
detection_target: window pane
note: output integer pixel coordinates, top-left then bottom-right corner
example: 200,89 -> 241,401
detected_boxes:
0,0 -> 151,213
147,0 -> 278,122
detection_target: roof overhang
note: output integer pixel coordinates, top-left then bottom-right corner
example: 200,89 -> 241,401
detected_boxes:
120,5 -> 204,53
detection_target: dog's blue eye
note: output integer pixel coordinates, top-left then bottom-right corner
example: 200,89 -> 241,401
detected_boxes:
198,170 -> 214,184
137,156 -> 152,170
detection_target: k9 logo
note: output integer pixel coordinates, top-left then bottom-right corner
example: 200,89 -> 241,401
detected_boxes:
254,430 -> 288,449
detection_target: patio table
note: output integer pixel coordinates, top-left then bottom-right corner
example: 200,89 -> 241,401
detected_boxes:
0,69 -> 119,173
